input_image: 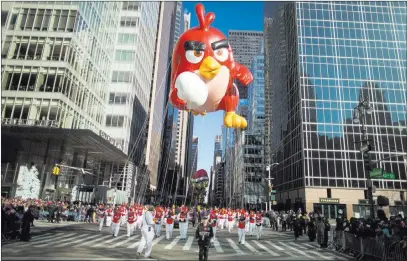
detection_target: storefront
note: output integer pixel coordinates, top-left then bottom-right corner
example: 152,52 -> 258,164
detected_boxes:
352,199 -> 378,218
313,198 -> 347,219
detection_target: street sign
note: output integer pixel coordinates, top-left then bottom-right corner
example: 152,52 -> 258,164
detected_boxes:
370,168 -> 382,178
382,172 -> 395,179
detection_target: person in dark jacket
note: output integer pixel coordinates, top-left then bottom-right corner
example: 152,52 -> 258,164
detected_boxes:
20,206 -> 34,241
195,216 -> 214,261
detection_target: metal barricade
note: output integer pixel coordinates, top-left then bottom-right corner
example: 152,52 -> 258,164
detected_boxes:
343,232 -> 364,259
361,236 -> 385,260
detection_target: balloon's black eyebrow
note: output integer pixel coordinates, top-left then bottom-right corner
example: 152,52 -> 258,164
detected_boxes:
211,39 -> 229,50
184,41 -> 206,51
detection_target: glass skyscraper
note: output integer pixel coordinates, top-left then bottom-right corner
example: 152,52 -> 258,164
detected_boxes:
264,1 -> 406,218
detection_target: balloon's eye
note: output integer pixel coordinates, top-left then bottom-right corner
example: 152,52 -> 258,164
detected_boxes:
214,48 -> 229,62
186,50 -> 204,64
194,50 -> 203,57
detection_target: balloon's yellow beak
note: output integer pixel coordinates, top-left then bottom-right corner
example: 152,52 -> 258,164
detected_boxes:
199,56 -> 221,80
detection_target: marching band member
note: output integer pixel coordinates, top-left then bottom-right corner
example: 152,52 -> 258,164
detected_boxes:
137,206 -> 155,258
136,205 -> 144,229
209,209 -> 218,239
218,208 -> 225,230
119,204 -> 127,226
249,210 -> 256,236
106,205 -> 113,227
111,207 -> 122,237
127,207 -> 136,237
97,205 -> 106,231
165,209 -> 175,240
255,211 -> 263,240
227,209 -> 234,233
177,206 -> 189,240
154,207 -> 164,237
245,210 -> 250,233
237,210 -> 246,245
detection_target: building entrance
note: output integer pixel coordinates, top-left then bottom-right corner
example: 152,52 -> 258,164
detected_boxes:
313,203 -> 347,219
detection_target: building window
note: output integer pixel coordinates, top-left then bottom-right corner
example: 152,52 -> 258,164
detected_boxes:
111,71 -> 131,83
105,115 -> 125,127
109,92 -> 128,104
117,33 -> 136,45
122,2 -> 139,11
120,16 -> 138,27
115,50 -> 135,62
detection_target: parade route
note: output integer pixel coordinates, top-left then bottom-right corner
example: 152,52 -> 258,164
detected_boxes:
2,222 -> 353,261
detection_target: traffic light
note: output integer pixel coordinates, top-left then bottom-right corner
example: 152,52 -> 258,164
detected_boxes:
361,144 -> 372,171
269,184 -> 273,192
52,165 -> 60,175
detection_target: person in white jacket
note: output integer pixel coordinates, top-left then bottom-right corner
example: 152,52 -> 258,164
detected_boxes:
165,209 -> 175,240
177,206 -> 189,240
137,206 -> 155,258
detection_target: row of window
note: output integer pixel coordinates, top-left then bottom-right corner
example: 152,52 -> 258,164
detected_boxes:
105,115 -> 126,127
109,92 -> 129,104
117,33 -> 137,45
115,50 -> 135,62
120,16 -> 138,27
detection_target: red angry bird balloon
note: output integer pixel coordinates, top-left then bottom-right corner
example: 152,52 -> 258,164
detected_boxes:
169,3 -> 253,129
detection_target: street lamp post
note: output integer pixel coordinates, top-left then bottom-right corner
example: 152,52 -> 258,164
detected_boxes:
266,163 -> 279,212
353,98 -> 374,218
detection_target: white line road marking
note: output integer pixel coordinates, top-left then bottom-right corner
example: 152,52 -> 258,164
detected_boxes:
152,235 -> 165,246
243,241 -> 261,255
226,238 -> 244,255
279,242 -> 313,258
2,258 -> 158,261
164,236 -> 181,249
265,240 -> 285,250
75,235 -> 111,247
182,236 -> 194,250
92,235 -> 126,248
32,233 -> 76,246
253,240 -> 280,256
127,240 -> 140,249
108,235 -> 139,248
302,243 -> 316,248
213,238 -> 224,253
288,241 -> 307,249
308,251 -> 334,259
38,234 -> 91,248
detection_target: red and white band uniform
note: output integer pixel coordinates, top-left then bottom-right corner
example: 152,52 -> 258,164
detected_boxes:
111,210 -> 122,237
227,212 -> 234,233
245,212 -> 250,232
98,209 -> 106,231
217,212 -> 225,230
137,209 -> 155,258
120,206 -> 128,226
210,213 -> 218,238
249,213 -> 256,236
237,215 -> 246,244
106,208 -> 113,227
177,211 -> 189,239
136,208 -> 144,229
154,211 -> 163,237
255,213 -> 263,240
127,210 -> 136,236
165,211 -> 175,240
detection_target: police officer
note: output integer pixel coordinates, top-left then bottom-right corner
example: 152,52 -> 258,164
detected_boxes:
195,215 -> 214,261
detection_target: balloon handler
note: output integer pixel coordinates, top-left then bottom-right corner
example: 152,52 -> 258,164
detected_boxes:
195,215 -> 214,261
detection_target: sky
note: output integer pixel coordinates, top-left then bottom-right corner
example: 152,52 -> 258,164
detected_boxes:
182,1 -> 264,176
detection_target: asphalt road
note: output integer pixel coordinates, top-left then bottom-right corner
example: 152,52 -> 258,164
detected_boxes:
2,220 -> 353,261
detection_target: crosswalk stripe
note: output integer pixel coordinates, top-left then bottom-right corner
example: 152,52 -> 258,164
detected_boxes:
75,234 -> 112,247
226,238 -> 244,255
308,251 -> 334,259
288,241 -> 307,249
182,236 -> 194,251
164,236 -> 181,250
265,240 -> 284,250
32,233 -> 76,245
108,235 -> 139,248
280,242 -> 313,258
51,234 -> 99,248
127,240 -> 140,249
302,243 -> 316,248
92,235 -> 126,248
152,235 -> 165,246
213,238 -> 224,253
243,241 -> 261,255
252,240 -> 279,256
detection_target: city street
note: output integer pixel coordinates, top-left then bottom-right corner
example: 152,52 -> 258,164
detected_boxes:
2,221 -> 352,261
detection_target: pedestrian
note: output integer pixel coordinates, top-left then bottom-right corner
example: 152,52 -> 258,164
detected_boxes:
111,207 -> 121,237
237,210 -> 246,244
20,205 -> 34,241
195,215 -> 213,261
209,209 -> 217,239
154,207 -> 163,237
97,205 -> 106,231
137,206 -> 155,258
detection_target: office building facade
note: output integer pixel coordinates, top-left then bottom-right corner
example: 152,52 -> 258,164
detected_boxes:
1,1 -> 129,202
264,1 -> 407,218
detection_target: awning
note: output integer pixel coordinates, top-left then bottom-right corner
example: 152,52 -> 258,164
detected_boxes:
1,125 -> 128,162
